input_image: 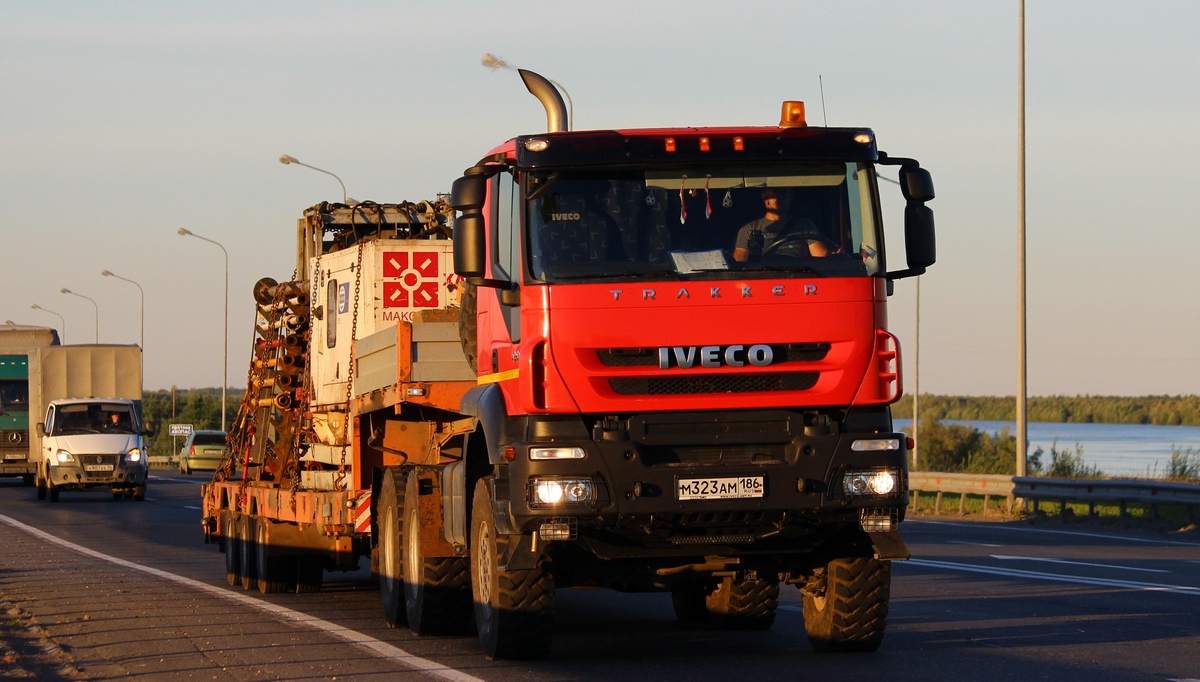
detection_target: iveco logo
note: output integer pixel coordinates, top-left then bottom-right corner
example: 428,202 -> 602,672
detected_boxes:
550,212 -> 581,221
658,345 -> 774,369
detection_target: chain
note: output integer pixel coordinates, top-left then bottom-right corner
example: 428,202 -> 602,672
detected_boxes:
335,243 -> 364,491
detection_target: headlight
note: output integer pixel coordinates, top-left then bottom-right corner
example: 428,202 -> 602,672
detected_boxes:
529,477 -> 596,508
126,448 -> 143,462
529,446 -> 586,461
55,450 -> 76,464
843,469 -> 899,496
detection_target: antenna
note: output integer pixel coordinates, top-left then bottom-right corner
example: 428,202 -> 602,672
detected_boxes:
819,75 -> 828,126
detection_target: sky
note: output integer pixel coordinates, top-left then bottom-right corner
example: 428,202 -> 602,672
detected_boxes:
2,1 -> 1198,396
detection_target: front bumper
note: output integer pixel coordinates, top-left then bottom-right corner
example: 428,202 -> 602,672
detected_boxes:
49,460 -> 148,488
495,416 -> 908,558
1,456 -> 34,476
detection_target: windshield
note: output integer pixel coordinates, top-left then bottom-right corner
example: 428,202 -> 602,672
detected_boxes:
192,433 -> 227,446
0,380 -> 29,412
526,162 -> 881,283
51,403 -> 138,435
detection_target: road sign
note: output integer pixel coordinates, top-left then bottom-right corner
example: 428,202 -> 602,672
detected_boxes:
169,424 -> 193,437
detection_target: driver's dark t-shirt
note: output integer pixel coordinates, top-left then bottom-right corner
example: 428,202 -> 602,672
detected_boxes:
735,217 -> 820,254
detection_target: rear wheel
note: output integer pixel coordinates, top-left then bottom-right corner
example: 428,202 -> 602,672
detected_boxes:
21,474 -> 34,487
377,468 -> 407,627
295,556 -> 324,594
35,471 -> 47,500
403,471 -> 473,635
802,557 -> 890,652
256,520 -> 295,594
112,490 -> 124,501
224,517 -> 242,586
239,515 -> 258,591
471,478 -> 554,660
705,577 -> 778,630
133,485 -> 145,501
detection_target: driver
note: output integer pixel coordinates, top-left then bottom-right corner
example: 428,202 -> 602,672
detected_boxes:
101,412 -> 126,431
732,188 -> 831,262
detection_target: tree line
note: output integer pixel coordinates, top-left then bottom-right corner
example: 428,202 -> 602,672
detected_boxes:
893,394 -> 1200,427
142,388 -> 236,458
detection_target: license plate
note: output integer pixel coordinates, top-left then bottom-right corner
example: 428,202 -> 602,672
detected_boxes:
3,454 -> 25,460
677,476 -> 764,500
84,464 -> 114,472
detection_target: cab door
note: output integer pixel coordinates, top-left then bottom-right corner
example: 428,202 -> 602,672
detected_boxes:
481,171 -> 522,380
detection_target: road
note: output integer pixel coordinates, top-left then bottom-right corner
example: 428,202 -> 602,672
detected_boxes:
1,475 -> 1199,681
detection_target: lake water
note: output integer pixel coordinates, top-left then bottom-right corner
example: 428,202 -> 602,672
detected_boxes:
892,419 -> 1200,477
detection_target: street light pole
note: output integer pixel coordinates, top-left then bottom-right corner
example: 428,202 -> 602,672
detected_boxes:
178,228 -> 229,432
30,304 -> 66,342
60,288 -> 98,343
1016,0 -> 1028,478
482,52 -> 573,130
101,269 -> 144,349
278,155 -> 354,205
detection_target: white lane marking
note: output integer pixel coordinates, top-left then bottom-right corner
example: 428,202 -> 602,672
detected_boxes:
911,520 -> 1200,547
181,505 -> 202,510
945,540 -> 1001,547
778,605 -> 803,613
989,554 -> 1169,574
904,558 -> 1200,596
148,476 -> 202,484
0,514 -> 483,682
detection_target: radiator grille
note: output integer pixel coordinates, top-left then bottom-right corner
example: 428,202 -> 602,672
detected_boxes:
609,372 -> 818,395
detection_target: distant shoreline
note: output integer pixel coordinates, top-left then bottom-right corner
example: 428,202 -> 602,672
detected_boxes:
893,394 -> 1200,428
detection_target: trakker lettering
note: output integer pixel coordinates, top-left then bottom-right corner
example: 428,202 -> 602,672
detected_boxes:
657,344 -> 774,369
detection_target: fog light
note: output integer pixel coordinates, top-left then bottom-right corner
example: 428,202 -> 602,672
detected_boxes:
861,508 -> 898,532
538,518 -> 577,541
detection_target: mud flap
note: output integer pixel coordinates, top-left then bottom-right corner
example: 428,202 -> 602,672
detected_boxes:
868,530 -> 910,560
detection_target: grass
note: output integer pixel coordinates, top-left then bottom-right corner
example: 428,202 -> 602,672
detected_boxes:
907,490 -> 1198,525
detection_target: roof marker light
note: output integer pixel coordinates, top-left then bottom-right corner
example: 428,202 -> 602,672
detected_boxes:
524,138 -> 550,152
664,138 -> 676,152
779,101 -> 807,128
733,136 -> 744,151
854,134 -> 873,144
699,137 -> 710,152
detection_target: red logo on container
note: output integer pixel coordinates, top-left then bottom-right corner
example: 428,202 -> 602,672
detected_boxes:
383,251 -> 440,308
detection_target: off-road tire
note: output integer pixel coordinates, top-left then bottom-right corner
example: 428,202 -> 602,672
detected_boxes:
239,515 -> 258,591
802,557 -> 890,653
459,282 -> 478,372
670,582 -> 712,624
404,471 -> 474,635
705,577 -> 778,630
255,520 -> 296,594
378,468 -> 407,627
471,478 -> 554,660
224,516 -> 242,586
295,556 -> 324,594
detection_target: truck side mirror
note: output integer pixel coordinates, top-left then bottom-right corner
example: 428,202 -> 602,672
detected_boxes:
905,203 -> 936,270
900,167 -> 935,202
451,172 -> 488,283
143,421 -> 157,437
37,423 -> 46,437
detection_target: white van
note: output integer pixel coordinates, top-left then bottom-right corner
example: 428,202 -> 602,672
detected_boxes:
37,398 -> 148,501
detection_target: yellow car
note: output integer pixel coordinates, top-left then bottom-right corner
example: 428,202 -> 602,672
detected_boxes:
178,430 -> 227,475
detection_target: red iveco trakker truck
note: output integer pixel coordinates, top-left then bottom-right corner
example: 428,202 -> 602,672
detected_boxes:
202,70 -> 935,661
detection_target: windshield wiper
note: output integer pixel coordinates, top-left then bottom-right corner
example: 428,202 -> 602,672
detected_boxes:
717,265 -> 824,277
548,269 -> 675,280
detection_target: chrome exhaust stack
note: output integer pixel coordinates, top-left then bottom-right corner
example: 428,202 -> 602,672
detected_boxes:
518,69 -> 568,134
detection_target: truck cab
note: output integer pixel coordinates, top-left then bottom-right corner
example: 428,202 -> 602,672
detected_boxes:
36,398 -> 148,501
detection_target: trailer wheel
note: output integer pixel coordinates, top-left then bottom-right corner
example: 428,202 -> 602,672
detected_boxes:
471,478 -> 554,660
403,471 -> 474,635
224,515 -> 242,586
239,515 -> 258,591
377,468 -> 407,627
670,582 -> 712,624
256,519 -> 295,594
459,282 -> 477,372
295,556 -> 324,594
802,557 -> 890,652
705,577 -> 779,630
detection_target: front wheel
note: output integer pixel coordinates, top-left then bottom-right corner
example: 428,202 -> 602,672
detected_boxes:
35,472 -> 47,500
801,557 -> 890,652
706,577 -> 779,630
471,478 -> 554,660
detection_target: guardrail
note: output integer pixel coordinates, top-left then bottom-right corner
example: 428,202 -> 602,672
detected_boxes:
908,472 -> 1200,521
146,455 -> 177,468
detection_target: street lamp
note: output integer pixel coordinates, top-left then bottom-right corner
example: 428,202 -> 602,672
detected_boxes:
481,52 -> 573,131
101,269 -> 144,350
4,320 -> 14,325
178,227 -> 229,432
278,155 -> 355,205
60,288 -> 98,343
30,304 -> 66,342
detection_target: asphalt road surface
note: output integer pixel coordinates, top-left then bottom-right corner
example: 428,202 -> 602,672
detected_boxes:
1,475 -> 1199,681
